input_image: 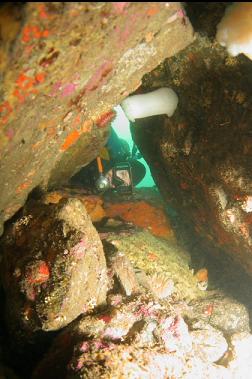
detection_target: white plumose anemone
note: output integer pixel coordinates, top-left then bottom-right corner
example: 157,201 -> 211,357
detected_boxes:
216,2 -> 252,60
121,87 -> 178,122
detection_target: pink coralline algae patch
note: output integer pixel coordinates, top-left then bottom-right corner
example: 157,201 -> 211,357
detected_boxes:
160,315 -> 192,353
75,340 -> 116,371
115,14 -> 138,46
61,83 -> 77,97
84,60 -> 113,93
70,239 -> 87,259
76,359 -> 84,371
79,339 -> 115,354
50,81 -> 77,98
165,8 -> 186,25
108,294 -> 123,306
135,303 -> 158,318
177,8 -> 186,20
112,2 -> 130,14
119,25 -> 132,45
5,128 -> 15,140
79,341 -> 90,353
93,340 -> 113,350
50,81 -> 62,97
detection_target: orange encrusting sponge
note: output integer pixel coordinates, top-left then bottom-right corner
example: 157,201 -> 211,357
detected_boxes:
105,200 -> 174,239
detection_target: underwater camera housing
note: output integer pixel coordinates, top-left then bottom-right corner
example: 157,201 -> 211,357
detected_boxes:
112,162 -> 133,194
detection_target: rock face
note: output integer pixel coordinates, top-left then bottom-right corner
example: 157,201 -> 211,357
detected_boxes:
1,189 -> 250,378
191,326 -> 228,363
42,188 -> 106,222
32,295 -> 231,379
103,229 -> 205,302
0,2 -> 194,233
0,198 -> 108,336
132,15 -> 252,276
187,296 -> 250,336
224,332 -> 252,379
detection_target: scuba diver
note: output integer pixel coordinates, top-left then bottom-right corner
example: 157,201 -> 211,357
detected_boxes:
70,127 -> 146,194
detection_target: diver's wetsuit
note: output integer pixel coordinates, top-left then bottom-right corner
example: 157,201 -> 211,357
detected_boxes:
70,128 -> 146,190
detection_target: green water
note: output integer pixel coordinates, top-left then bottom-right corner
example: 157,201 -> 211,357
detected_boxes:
112,106 -> 156,188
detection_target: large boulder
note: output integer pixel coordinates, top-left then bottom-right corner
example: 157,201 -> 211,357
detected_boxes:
32,294 -> 231,379
0,198 -> 108,337
131,6 -> 252,277
0,2 -> 194,234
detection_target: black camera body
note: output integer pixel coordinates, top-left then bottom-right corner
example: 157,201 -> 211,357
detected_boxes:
112,162 -> 133,194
